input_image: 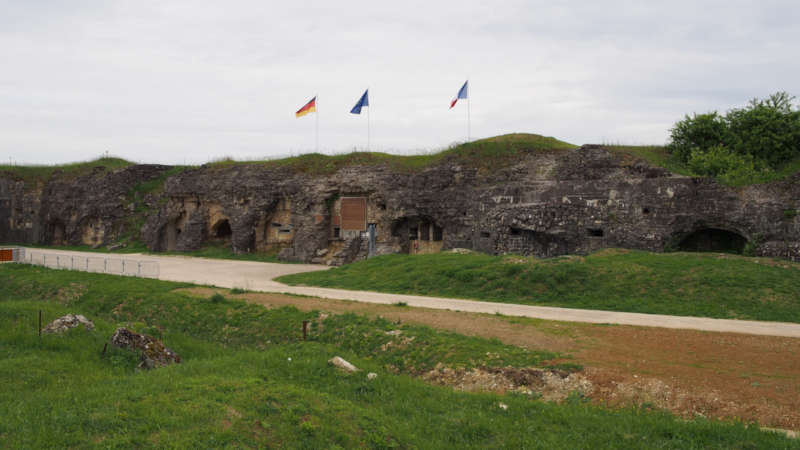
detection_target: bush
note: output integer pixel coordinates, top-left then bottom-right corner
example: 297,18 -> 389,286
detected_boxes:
668,112 -> 729,163
667,92 -> 800,184
725,92 -> 800,166
686,145 -> 768,185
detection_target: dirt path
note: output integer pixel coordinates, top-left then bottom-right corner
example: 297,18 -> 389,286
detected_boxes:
182,287 -> 800,432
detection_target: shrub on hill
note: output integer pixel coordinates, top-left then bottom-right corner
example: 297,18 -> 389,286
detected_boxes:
667,92 -> 800,183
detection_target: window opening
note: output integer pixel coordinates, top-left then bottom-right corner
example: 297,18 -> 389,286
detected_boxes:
587,228 -> 604,237
432,225 -> 443,241
420,222 -> 430,241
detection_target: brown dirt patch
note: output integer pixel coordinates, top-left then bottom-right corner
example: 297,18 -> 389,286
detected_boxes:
575,325 -> 800,430
178,287 -> 800,431
55,282 -> 87,305
177,287 -> 575,352
422,364 -> 592,402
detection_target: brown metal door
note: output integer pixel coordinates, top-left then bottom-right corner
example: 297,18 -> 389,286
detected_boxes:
340,197 -> 366,231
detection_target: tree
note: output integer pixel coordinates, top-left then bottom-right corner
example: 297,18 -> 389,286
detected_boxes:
724,92 -> 800,166
667,112 -> 728,164
667,92 -> 800,169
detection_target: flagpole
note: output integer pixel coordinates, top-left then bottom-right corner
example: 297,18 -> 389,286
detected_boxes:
315,94 -> 319,152
367,101 -> 371,151
467,79 -> 471,142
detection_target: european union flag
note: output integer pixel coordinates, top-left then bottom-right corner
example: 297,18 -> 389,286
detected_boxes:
350,89 -> 369,114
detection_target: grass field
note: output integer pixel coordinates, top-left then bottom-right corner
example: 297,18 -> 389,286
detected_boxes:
1,264 -> 795,448
278,249 -> 800,323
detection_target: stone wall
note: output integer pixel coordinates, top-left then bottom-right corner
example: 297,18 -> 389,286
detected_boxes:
1,146 -> 798,263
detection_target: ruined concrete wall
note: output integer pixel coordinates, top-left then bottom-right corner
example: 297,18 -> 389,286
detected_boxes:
1,146 -> 798,263
0,165 -> 171,248
0,177 -> 42,244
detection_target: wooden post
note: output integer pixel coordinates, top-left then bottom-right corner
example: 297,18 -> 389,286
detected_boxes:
101,343 -> 107,359
302,320 -> 309,341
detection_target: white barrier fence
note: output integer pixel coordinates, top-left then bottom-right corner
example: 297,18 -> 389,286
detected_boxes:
22,249 -> 160,279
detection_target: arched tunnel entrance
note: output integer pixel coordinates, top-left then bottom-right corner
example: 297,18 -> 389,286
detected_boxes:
677,228 -> 747,254
212,219 -> 232,239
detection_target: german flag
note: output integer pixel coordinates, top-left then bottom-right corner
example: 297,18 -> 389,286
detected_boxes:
295,96 -> 316,118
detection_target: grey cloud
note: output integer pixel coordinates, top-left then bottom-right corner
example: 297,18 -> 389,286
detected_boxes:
1,0 -> 799,164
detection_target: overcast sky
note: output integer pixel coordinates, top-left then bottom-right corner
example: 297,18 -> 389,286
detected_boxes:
1,0 -> 799,165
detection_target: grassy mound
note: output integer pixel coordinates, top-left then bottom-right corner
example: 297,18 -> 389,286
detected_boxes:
0,156 -> 134,184
1,264 -> 795,448
209,133 -> 577,174
278,250 -> 800,323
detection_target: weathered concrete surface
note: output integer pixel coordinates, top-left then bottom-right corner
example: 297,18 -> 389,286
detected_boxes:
2,145 -> 798,263
17,248 -> 800,338
0,165 -> 170,247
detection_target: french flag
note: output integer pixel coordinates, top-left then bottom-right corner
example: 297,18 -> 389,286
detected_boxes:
450,80 -> 468,109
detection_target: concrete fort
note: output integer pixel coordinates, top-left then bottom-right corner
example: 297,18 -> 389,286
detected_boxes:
1,144 -> 798,264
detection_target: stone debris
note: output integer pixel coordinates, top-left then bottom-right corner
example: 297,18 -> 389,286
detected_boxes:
367,372 -> 378,380
42,314 -> 95,334
110,327 -> 181,370
328,356 -> 359,373
498,402 -> 508,410
449,248 -> 473,254
385,330 -> 402,336
422,364 -> 593,402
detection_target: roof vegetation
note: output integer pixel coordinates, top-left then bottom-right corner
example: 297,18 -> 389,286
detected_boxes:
208,133 -> 578,174
2,132 -> 797,186
605,144 -> 800,186
0,156 -> 134,185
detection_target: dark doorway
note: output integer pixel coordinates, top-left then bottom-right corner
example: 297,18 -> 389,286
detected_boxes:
49,220 -> 66,245
213,219 -> 232,239
677,228 -> 747,254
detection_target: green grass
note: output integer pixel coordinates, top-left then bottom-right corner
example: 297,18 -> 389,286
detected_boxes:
1,264 -> 795,448
171,241 -> 290,263
603,145 -> 692,176
0,156 -> 134,186
0,264 -> 562,372
278,250 -> 800,323
128,165 -> 189,197
209,133 -> 577,174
